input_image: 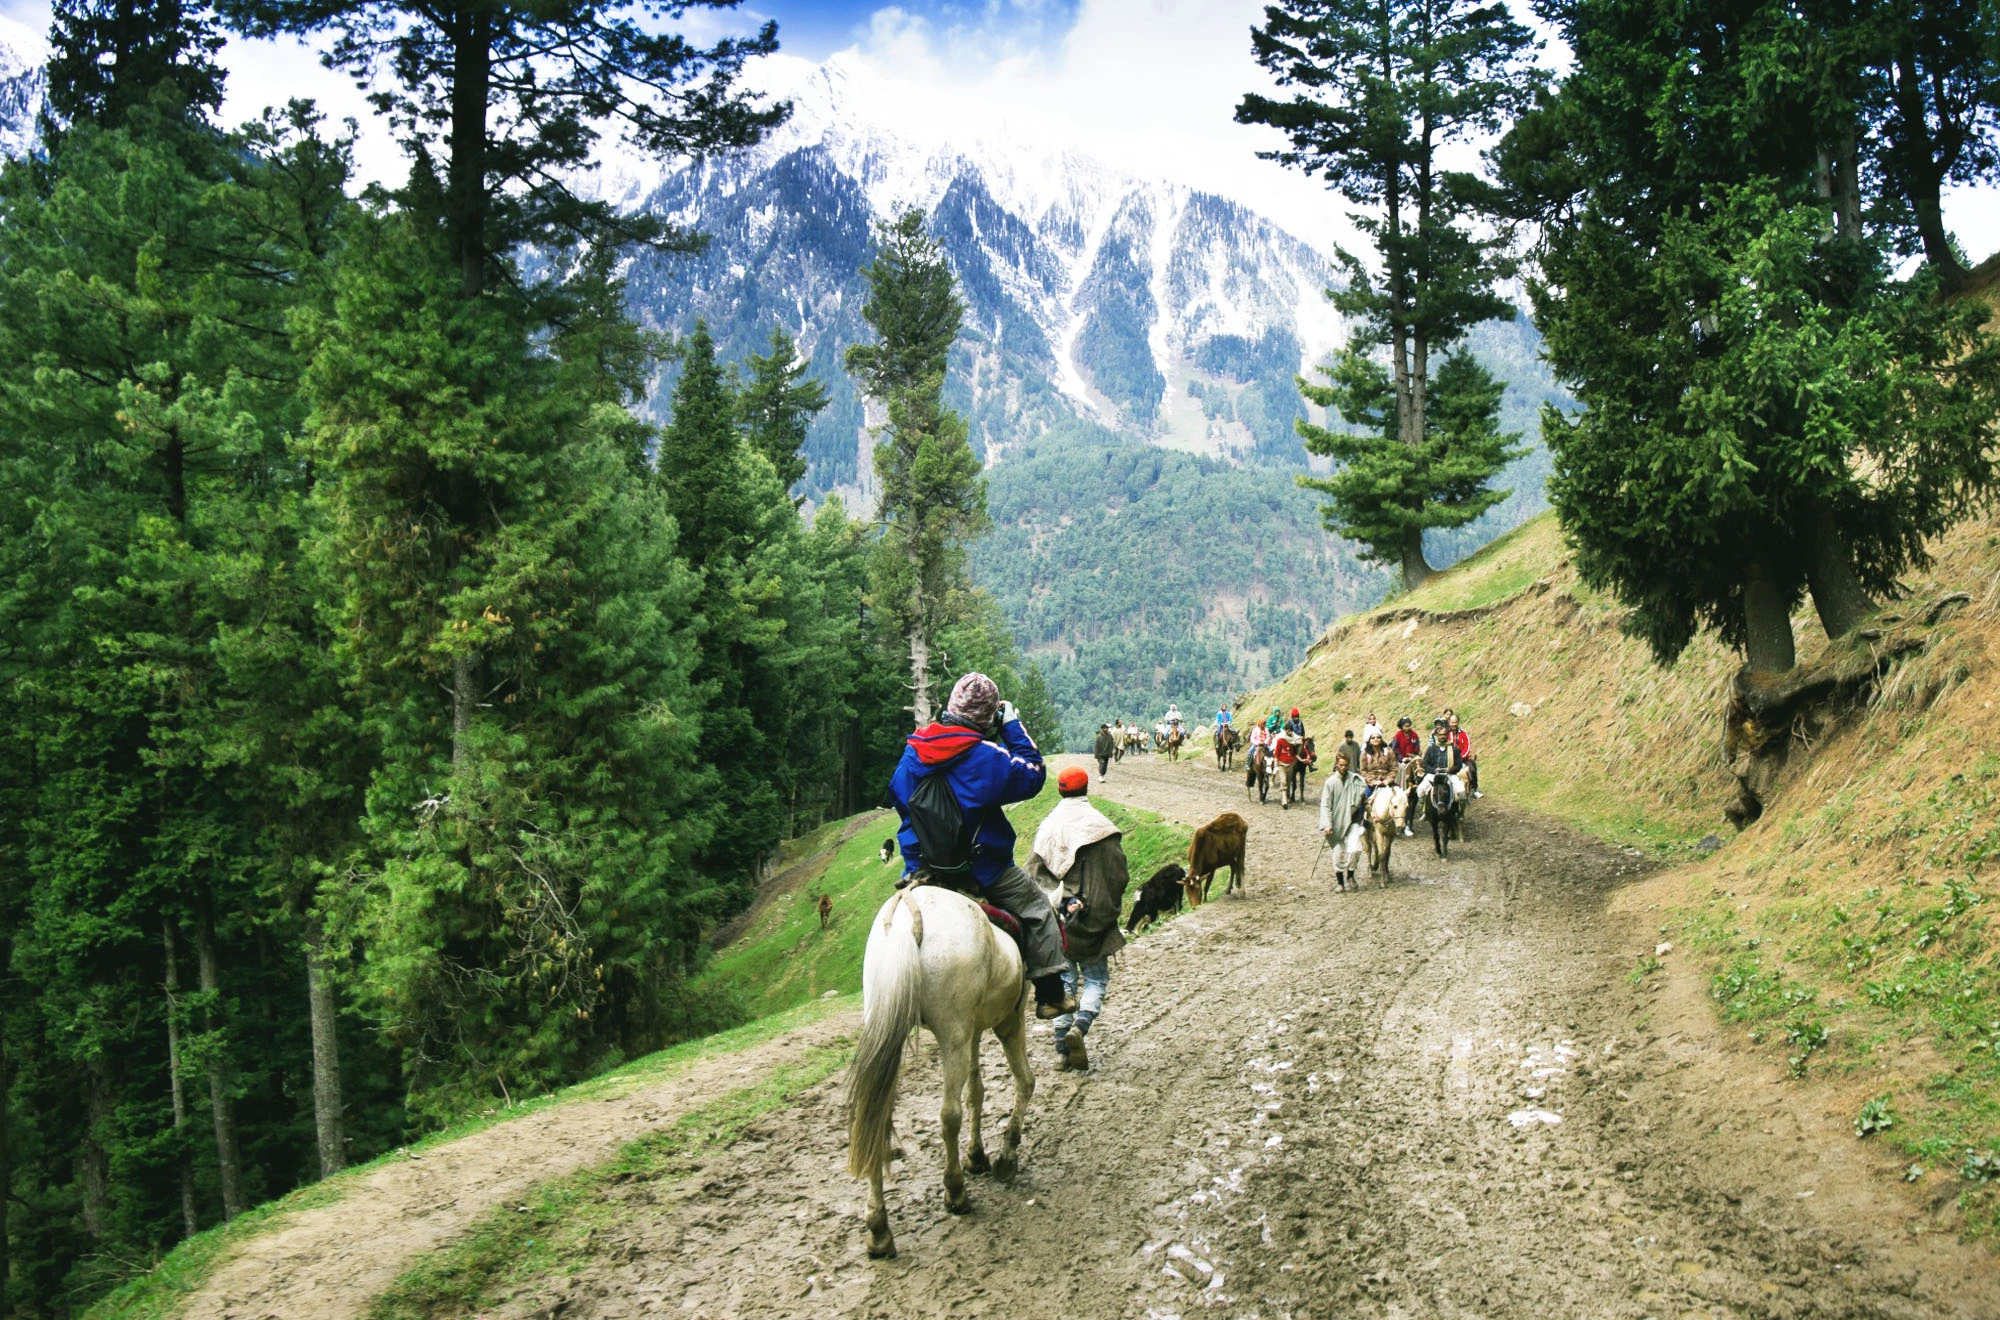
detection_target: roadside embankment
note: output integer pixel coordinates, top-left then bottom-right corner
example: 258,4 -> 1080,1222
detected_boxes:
1234,505 -> 2000,1241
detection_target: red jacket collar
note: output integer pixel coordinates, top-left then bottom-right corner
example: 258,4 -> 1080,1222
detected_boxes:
908,722 -> 986,765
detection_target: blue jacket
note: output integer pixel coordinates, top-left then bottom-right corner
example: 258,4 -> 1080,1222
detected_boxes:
889,716 -> 1046,886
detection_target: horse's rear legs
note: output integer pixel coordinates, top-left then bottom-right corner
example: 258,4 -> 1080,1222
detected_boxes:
965,1035 -> 990,1175
864,1162 -> 895,1258
938,1032 -> 973,1215
992,1007 -> 1035,1180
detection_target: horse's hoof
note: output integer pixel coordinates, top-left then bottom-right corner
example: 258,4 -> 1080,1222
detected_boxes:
867,1234 -> 897,1259
946,1186 -> 971,1215
967,1147 -> 991,1175
992,1151 -> 1018,1180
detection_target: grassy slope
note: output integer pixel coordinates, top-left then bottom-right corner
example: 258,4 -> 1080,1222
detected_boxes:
1242,503 -> 2000,1237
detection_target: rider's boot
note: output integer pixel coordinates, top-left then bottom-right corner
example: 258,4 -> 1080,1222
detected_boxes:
1033,973 -> 1078,1019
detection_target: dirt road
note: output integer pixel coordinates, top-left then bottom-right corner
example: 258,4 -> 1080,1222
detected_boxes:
191,754 -> 2000,1318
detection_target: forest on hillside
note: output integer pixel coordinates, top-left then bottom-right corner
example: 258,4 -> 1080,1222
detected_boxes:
0,5 -> 1055,1313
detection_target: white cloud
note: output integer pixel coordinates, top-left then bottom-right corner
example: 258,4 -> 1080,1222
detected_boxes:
817,0 -> 1365,251
217,33 -> 404,188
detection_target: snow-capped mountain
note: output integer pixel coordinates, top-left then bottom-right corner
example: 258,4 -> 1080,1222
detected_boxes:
0,18 -> 46,159
609,53 -> 1372,500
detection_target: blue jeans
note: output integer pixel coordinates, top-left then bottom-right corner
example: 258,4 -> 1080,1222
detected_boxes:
1053,957 -> 1110,1052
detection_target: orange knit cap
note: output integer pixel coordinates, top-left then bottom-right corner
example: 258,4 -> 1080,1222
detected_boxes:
1057,766 -> 1089,793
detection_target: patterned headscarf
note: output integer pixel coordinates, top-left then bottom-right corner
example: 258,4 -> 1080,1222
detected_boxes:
945,672 -> 1000,728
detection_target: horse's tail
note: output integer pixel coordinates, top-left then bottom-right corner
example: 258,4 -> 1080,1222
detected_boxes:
846,893 -> 924,1179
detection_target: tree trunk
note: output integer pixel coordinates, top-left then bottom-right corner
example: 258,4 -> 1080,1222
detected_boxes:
81,1060 -> 112,1241
1799,498 -> 1878,641
1401,529 -> 1434,591
451,650 -> 475,776
908,623 -> 932,728
1893,48 -> 1970,292
450,12 -> 492,299
837,718 -> 864,817
163,919 -> 200,1238
1742,556 -> 1797,674
197,917 -> 247,1220
305,930 -> 346,1178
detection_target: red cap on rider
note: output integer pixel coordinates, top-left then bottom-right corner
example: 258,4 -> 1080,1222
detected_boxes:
1057,766 -> 1089,794
1289,708 -> 1300,717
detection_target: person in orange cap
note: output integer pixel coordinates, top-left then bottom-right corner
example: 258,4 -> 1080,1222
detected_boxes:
1025,766 -> 1131,1071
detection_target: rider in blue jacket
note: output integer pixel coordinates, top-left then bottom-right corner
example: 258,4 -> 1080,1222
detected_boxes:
888,672 -> 1075,1017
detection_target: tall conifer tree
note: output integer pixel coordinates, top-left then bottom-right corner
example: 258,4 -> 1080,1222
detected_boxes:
847,210 -> 986,725
1501,0 -> 2000,673
1238,0 -> 1541,588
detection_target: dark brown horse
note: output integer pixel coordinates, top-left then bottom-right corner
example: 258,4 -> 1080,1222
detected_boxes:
1214,724 -> 1239,771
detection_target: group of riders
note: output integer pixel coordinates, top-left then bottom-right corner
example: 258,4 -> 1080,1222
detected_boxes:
1217,704 -> 1482,829
1096,705 -> 1191,760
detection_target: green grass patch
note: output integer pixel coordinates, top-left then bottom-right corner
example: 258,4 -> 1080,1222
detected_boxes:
83,994 -> 856,1320
691,809 -> 901,1020
1376,512 -> 1561,615
365,1046 -> 853,1320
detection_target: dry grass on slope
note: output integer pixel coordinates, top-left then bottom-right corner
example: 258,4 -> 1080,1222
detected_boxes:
1641,508 -> 2000,1237
1246,504 -> 2000,1239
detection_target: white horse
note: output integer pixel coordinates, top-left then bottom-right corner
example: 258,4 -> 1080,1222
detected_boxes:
1364,785 -> 1406,882
846,885 -> 1035,1259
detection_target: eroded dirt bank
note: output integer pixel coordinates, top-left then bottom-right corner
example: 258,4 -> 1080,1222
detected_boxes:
468,754 -> 1997,1320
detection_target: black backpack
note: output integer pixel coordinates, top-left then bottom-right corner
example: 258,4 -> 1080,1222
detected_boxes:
907,766 -> 985,880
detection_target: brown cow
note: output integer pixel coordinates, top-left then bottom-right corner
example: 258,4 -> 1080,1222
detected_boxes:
1186,812 -> 1248,906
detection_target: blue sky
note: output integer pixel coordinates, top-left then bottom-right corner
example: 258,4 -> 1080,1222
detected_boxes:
746,1 -> 1085,60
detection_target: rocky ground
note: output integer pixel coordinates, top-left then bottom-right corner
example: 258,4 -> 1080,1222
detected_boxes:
181,753 -> 2000,1319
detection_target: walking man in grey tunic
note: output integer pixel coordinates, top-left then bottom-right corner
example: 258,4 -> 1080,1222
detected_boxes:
1026,766 -> 1132,1071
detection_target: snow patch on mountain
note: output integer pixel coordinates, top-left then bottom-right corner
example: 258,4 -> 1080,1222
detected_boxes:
0,17 -> 46,161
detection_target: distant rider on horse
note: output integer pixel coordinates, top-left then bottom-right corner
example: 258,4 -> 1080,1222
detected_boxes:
1415,721 -> 1465,813
1284,707 -> 1306,739
1447,713 -> 1482,798
889,672 -> 1076,1019
1360,731 -> 1397,807
1392,717 -> 1423,835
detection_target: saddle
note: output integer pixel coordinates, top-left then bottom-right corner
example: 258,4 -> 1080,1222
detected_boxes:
911,872 -> 1064,954
979,902 -> 1022,942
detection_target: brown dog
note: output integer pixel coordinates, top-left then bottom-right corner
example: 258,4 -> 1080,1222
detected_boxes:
817,893 -> 833,929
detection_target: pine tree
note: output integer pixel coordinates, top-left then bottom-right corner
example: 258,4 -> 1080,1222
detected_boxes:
1237,0 -> 1542,588
0,41 -> 365,1288
217,1 -> 785,298
846,211 -> 987,725
300,220 -> 714,1114
1297,349 -> 1524,567
40,0 -> 226,140
737,324 -> 829,496
1501,0 -> 2000,672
